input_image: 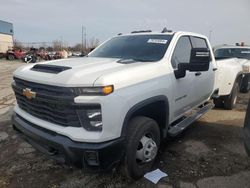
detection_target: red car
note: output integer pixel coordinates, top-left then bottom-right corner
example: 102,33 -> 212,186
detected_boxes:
6,48 -> 26,60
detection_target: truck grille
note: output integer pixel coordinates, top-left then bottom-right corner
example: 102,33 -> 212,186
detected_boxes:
12,77 -> 82,127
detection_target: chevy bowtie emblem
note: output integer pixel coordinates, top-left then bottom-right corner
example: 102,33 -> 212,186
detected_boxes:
22,88 -> 36,99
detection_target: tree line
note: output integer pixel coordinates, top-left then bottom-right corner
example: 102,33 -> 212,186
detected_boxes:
13,37 -> 99,52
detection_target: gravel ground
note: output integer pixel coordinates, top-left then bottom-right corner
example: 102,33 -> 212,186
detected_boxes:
0,59 -> 250,188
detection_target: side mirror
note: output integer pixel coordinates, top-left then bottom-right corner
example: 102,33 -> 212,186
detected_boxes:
174,48 -> 210,79
189,48 -> 210,71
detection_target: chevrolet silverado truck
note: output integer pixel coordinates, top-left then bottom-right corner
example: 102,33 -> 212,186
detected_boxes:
214,45 -> 250,93
12,31 -> 243,179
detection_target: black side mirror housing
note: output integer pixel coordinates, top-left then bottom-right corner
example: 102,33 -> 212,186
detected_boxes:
189,48 -> 210,71
174,48 -> 210,79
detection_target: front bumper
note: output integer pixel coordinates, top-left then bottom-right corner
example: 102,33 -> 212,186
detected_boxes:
12,112 -> 125,171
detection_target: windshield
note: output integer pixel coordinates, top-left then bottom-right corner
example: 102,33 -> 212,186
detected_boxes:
214,48 -> 250,60
89,34 -> 173,62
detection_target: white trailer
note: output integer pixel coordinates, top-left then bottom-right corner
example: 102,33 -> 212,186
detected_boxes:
0,20 -> 14,57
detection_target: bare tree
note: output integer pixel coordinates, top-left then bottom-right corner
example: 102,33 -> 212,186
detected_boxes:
41,42 -> 47,49
52,40 -> 62,51
13,39 -> 24,49
88,37 -> 99,49
46,46 -> 53,51
72,43 -> 82,52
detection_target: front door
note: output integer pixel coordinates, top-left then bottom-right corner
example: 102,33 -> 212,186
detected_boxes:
171,36 -> 197,118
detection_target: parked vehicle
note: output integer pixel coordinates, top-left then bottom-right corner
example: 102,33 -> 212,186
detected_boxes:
36,49 -> 50,61
47,51 -> 56,60
22,48 -> 39,63
23,54 -> 37,63
6,48 -> 26,60
22,48 -> 62,63
11,30 -> 244,179
244,99 -> 250,156
213,57 -> 243,109
67,51 -> 73,57
72,51 -> 82,57
214,45 -> 250,93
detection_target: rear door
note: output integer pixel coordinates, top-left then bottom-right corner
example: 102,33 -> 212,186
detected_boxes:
171,35 -> 215,119
244,99 -> 250,156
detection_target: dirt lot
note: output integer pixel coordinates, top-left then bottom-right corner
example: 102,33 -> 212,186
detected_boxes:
0,59 -> 250,188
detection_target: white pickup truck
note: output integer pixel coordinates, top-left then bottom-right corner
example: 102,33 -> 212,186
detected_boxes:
214,45 -> 250,93
12,31 -> 244,179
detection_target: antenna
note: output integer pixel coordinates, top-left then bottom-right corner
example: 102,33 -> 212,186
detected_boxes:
161,27 -> 172,33
161,27 -> 168,33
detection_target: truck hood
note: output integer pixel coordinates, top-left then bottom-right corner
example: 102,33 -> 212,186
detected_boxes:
237,58 -> 250,66
217,58 -> 243,71
217,58 -> 250,72
13,57 -> 156,87
236,59 -> 250,73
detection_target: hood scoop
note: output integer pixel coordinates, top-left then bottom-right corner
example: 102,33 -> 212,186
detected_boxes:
31,64 -> 72,74
117,59 -> 137,64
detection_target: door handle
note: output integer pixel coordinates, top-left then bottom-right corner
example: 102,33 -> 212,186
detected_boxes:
213,68 -> 217,71
195,72 -> 201,76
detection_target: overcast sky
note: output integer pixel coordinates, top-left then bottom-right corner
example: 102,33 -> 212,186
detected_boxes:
0,0 -> 249,46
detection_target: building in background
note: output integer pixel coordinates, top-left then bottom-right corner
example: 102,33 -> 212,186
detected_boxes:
0,20 -> 14,57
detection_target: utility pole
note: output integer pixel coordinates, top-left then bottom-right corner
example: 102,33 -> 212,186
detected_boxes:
82,26 -> 86,55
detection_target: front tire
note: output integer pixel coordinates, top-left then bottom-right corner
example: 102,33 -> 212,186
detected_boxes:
224,82 -> 239,110
123,116 -> 160,179
7,54 -> 15,61
240,75 -> 249,93
31,55 -> 37,63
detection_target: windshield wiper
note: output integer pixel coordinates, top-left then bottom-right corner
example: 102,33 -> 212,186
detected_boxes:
117,58 -> 154,64
132,58 -> 154,62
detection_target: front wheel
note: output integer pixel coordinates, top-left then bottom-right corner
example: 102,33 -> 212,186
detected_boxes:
31,55 -> 37,63
240,75 -> 250,93
123,116 -> 160,179
224,82 -> 239,110
7,54 -> 15,61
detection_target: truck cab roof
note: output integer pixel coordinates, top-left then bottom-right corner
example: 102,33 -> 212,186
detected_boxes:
117,31 -> 208,39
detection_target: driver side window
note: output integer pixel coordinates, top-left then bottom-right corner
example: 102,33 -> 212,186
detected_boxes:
171,36 -> 192,69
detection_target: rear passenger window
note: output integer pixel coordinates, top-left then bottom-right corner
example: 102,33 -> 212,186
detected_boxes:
171,36 -> 192,69
190,37 -> 208,48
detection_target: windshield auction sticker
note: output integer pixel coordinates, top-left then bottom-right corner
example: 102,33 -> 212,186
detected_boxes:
147,39 -> 168,44
241,51 -> 250,54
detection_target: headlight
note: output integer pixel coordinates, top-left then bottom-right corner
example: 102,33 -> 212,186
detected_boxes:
77,106 -> 102,131
243,65 -> 250,73
71,85 -> 113,96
